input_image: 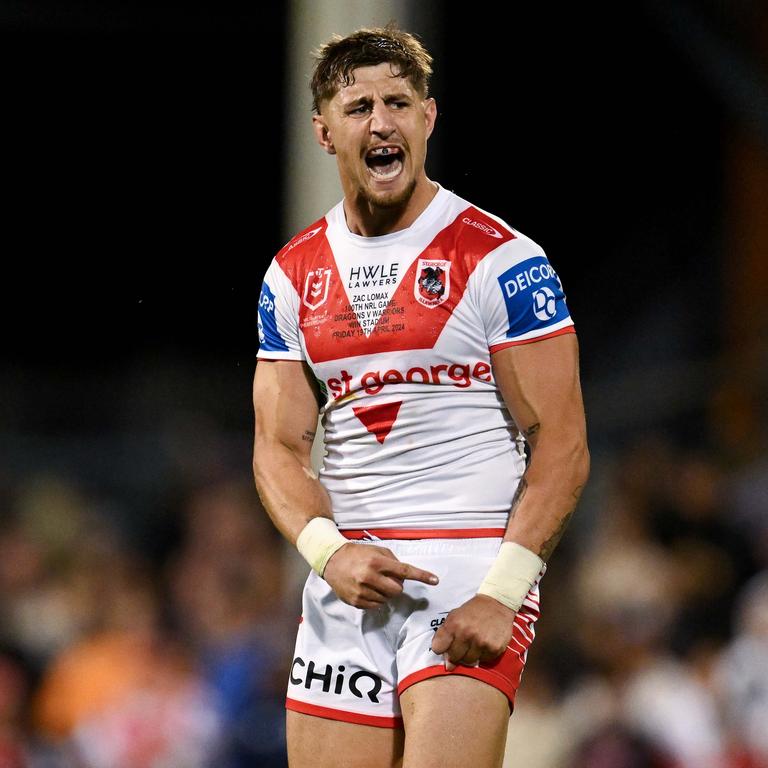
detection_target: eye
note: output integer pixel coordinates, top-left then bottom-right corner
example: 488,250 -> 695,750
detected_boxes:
391,100 -> 409,109
348,105 -> 369,115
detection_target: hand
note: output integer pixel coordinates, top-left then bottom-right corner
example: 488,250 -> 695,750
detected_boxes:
323,544 -> 439,609
431,594 -> 516,670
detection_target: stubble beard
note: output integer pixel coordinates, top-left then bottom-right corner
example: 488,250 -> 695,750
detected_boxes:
360,176 -> 417,210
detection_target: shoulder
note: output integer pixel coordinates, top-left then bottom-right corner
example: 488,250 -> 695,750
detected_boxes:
274,216 -> 330,268
439,189 -> 545,270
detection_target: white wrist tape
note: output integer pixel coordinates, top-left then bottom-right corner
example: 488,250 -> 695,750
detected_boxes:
295,517 -> 347,577
477,541 -> 545,612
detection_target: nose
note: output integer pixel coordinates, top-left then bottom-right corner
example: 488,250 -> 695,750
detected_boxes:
369,100 -> 395,138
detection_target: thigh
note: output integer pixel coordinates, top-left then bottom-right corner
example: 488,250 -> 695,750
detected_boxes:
399,676 -> 509,768
288,710 -> 404,768
288,571 -> 402,723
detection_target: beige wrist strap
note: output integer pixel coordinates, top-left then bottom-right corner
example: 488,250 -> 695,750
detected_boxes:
295,517 -> 347,576
477,541 -> 545,612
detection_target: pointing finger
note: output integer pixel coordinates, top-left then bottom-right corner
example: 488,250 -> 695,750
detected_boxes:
383,561 -> 439,585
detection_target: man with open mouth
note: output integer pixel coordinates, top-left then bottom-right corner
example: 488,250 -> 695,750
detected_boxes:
253,24 -> 589,768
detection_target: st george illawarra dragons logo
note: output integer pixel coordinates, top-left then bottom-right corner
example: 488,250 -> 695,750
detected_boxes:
414,259 -> 451,308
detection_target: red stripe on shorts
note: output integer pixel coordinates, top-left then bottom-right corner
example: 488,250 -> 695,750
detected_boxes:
286,698 -> 403,729
397,649 -> 527,711
397,606 -> 539,712
341,528 -> 505,540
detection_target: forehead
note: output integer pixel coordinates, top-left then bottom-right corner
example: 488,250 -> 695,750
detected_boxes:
333,62 -> 419,104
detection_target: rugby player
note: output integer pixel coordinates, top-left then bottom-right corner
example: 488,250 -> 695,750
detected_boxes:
253,25 -> 589,768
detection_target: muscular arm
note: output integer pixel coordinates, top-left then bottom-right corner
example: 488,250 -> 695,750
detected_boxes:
252,359 -> 438,608
252,359 -> 331,544
432,333 -> 589,668
493,332 -> 590,559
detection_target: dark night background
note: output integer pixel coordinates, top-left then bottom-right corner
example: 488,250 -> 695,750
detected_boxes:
4,3 -> 728,406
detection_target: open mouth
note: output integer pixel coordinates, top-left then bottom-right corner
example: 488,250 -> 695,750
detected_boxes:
365,146 -> 404,180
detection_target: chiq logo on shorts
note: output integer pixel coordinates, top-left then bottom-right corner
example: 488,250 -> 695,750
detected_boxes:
290,657 -> 383,703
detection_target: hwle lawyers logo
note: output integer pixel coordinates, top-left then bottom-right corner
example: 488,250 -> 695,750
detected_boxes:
303,267 -> 332,310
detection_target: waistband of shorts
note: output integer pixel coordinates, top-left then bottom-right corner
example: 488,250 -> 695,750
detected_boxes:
340,527 -> 506,540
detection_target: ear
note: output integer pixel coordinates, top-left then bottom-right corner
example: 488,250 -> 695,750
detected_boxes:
423,97 -> 437,140
312,115 -> 336,155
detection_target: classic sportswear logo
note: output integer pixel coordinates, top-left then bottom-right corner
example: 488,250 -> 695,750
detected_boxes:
289,657 -> 382,703
462,217 -> 503,239
430,613 -> 448,632
286,226 -> 323,252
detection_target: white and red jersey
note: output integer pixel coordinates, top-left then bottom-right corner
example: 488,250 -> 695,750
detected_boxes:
257,185 -> 574,531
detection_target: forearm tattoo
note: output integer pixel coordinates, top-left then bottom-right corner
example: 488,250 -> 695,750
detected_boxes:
538,484 -> 585,560
301,430 -> 316,443
523,422 -> 540,438
509,478 -> 528,521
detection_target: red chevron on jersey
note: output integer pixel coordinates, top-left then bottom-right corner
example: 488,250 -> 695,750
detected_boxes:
280,207 -> 515,364
352,401 -> 402,444
257,185 -> 574,530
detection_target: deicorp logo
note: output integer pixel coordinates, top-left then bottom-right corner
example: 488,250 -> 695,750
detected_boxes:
532,286 -> 557,320
497,256 -> 567,337
257,281 -> 289,352
501,262 -> 560,298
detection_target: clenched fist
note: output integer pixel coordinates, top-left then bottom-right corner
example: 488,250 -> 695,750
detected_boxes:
431,594 -> 516,670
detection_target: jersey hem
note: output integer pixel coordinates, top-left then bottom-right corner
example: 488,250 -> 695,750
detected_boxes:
489,325 -> 575,353
285,697 -> 403,729
341,528 -> 506,540
397,664 -> 519,712
256,352 -> 305,361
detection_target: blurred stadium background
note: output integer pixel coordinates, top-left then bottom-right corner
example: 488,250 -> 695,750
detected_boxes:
2,1 -> 767,766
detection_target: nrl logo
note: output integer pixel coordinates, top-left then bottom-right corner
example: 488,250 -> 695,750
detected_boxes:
303,267 -> 331,310
414,259 -> 450,308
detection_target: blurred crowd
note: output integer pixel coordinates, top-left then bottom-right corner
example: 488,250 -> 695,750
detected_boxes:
0,476 -> 295,767
0,435 -> 766,768
506,436 -> 768,768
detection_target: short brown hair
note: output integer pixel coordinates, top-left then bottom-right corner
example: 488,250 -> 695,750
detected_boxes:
310,24 -> 433,114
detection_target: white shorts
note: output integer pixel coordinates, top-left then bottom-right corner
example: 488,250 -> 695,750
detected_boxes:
286,532 -> 542,728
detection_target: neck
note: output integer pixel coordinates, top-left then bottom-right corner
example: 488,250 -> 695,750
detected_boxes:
342,177 -> 438,237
